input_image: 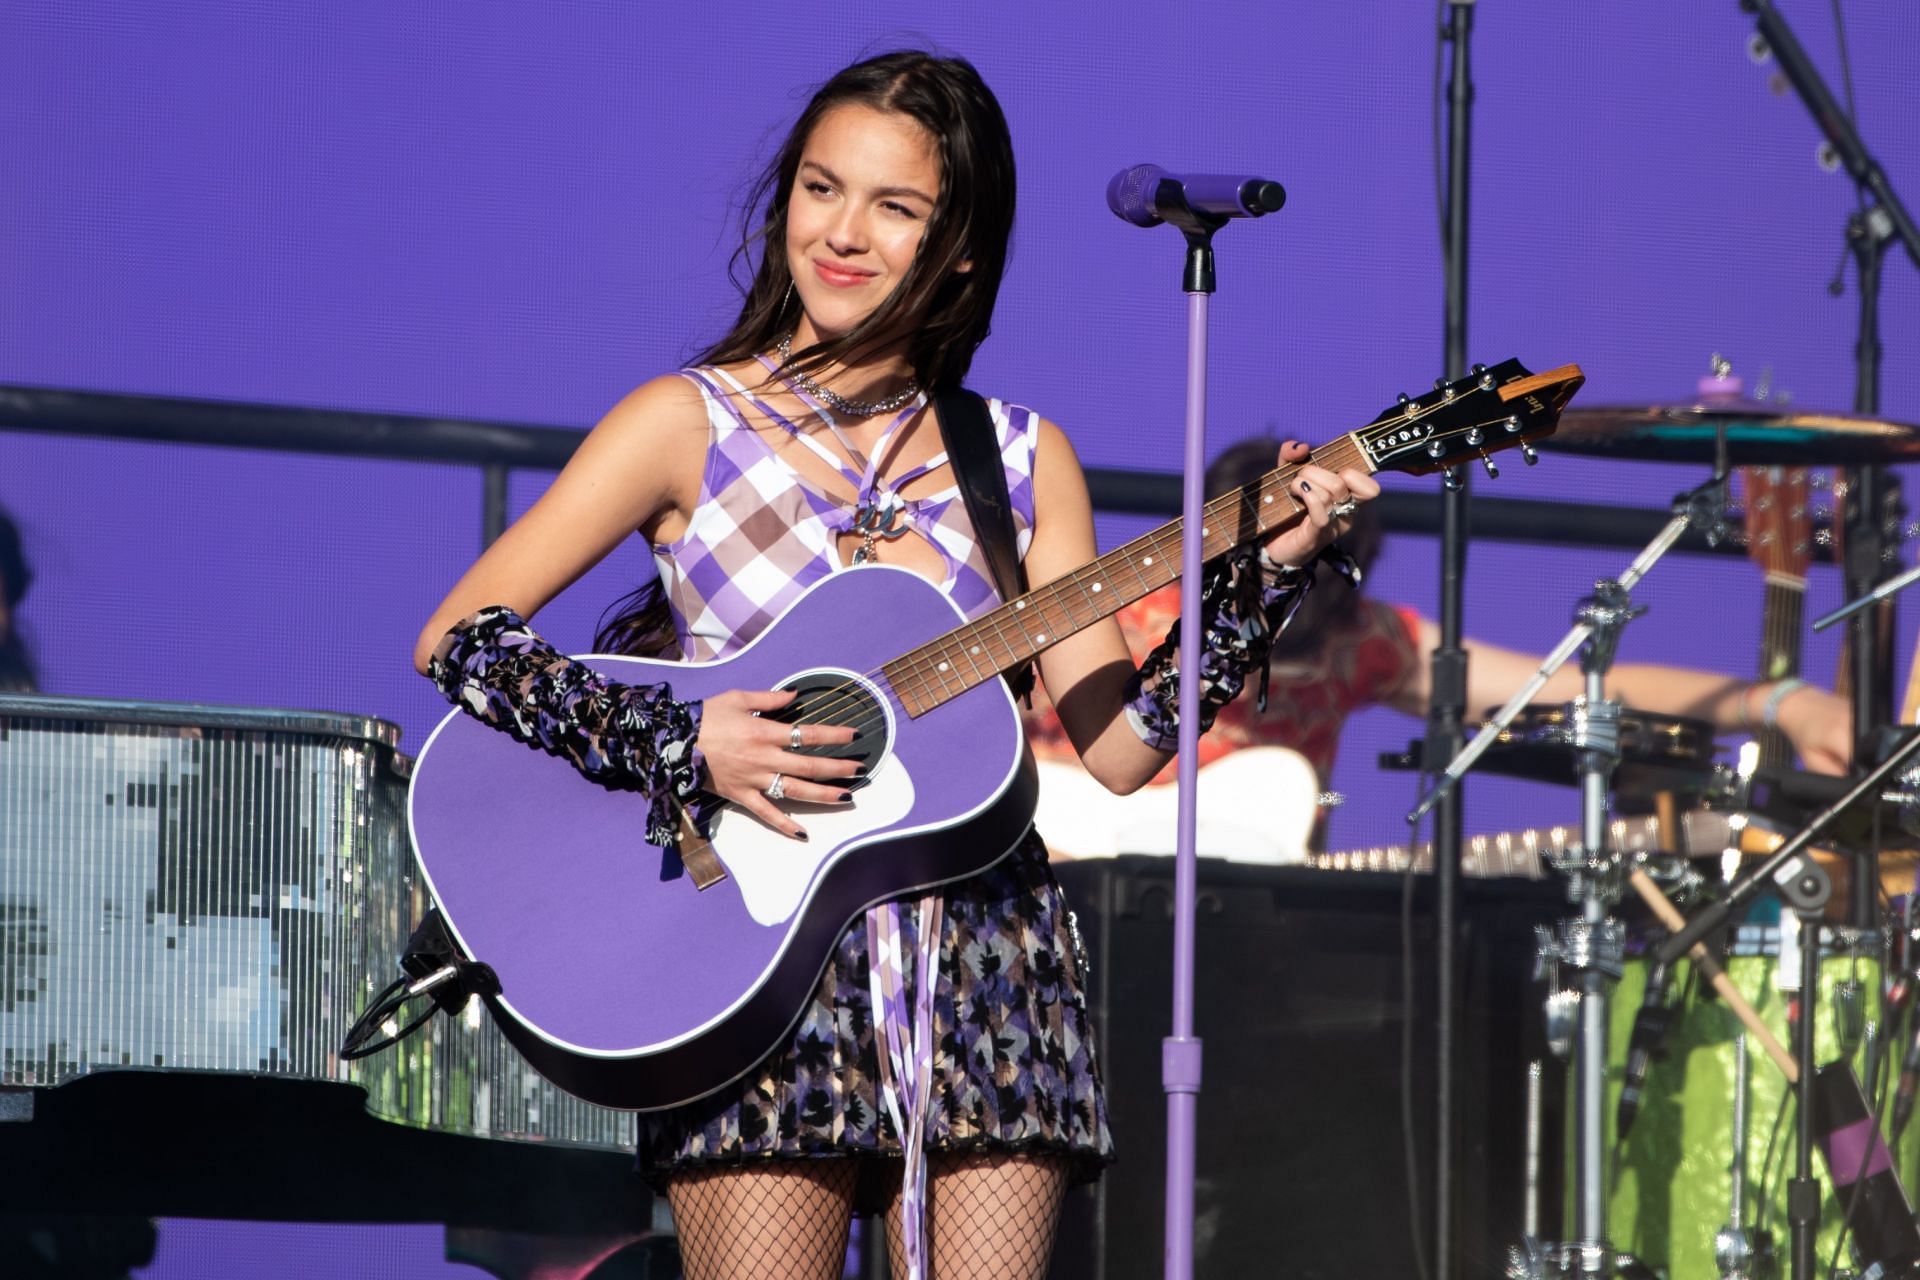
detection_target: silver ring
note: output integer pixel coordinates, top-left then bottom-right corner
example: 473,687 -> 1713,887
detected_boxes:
789,724 -> 804,751
1330,499 -> 1359,519
765,773 -> 787,801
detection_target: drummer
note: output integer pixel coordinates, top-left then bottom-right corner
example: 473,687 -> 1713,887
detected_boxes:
1022,439 -> 1853,852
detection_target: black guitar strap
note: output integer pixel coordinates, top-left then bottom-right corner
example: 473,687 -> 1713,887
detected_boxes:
932,386 -> 1035,701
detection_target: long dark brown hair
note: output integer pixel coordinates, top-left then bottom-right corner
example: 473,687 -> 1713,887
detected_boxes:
598,50 -> 1018,657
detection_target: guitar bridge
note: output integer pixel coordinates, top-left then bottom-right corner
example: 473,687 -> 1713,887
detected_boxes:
678,806 -> 729,891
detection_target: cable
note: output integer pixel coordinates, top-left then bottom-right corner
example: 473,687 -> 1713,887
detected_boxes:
1828,0 -> 1862,176
1824,0 -> 1868,299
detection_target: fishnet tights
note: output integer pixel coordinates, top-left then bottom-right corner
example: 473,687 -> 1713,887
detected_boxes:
664,1152 -> 1070,1280
667,1161 -> 858,1280
883,1151 -> 1070,1280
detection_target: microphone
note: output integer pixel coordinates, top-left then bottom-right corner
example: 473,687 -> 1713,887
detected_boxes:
1616,954 -> 1681,1140
1106,164 -> 1287,228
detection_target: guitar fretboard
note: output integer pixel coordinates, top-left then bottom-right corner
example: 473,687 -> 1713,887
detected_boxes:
882,436 -> 1370,718
1756,576 -> 1805,771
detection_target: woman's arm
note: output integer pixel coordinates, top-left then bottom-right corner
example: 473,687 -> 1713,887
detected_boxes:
413,374 -> 858,840
1026,422 -> 1377,794
412,374 -> 709,673
1386,615 -> 1853,775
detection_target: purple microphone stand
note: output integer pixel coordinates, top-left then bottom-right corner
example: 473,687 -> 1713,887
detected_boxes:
1106,165 -> 1285,1280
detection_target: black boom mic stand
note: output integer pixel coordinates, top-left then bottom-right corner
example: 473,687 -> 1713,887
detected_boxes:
1743,0 -> 1920,785
1430,5 -> 1476,1277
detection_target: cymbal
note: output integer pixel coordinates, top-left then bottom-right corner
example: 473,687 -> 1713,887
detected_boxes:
1543,401 -> 1920,465
1476,704 -> 1722,798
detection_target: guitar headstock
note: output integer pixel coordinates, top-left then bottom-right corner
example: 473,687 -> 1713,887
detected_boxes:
1355,359 -> 1585,478
1741,465 -> 1814,583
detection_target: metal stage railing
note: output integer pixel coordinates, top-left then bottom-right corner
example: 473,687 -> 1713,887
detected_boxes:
1,381 -> 1748,555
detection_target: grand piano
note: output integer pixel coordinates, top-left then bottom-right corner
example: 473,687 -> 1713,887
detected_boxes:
0,692 -> 666,1277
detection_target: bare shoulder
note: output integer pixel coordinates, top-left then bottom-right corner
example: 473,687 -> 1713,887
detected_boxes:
1026,414 -> 1100,570
1031,415 -> 1091,502
571,372 -> 709,497
1032,414 -> 1085,472
590,373 -> 711,452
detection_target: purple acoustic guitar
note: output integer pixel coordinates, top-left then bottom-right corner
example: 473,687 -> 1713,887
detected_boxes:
407,359 -> 1585,1110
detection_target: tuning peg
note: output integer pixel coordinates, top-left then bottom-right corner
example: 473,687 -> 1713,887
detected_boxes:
1479,452 -> 1500,480
1504,415 -> 1522,434
1443,467 -> 1464,492
1521,442 -> 1539,465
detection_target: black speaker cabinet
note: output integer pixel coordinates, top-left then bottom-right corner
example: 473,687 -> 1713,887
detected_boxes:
1050,858 -> 1561,1280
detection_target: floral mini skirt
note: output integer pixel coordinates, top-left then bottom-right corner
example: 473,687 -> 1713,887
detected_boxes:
635,832 -> 1114,1210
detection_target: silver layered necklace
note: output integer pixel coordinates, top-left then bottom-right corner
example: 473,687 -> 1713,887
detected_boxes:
774,333 -> 922,418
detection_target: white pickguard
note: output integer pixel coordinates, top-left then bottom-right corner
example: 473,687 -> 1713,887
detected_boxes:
710,763 -> 918,926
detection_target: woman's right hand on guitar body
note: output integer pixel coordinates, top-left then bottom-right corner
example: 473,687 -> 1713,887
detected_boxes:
697,689 -> 860,840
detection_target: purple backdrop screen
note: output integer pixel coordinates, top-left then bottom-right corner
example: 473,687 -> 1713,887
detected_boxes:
2,1 -> 1918,1268
8,1 -> 1915,851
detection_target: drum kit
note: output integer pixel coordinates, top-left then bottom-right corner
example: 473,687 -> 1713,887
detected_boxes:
1396,371 -> 1920,1279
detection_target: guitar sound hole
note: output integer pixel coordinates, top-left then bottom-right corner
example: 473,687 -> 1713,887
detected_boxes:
768,672 -> 887,790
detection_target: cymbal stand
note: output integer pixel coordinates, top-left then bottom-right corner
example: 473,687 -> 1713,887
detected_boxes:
1528,582 -> 1642,1279
1715,1034 -> 1774,1280
1447,469 -> 1734,1280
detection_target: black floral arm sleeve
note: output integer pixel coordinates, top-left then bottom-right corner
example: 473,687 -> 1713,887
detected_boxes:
426,605 -> 711,850
1123,544 -> 1361,752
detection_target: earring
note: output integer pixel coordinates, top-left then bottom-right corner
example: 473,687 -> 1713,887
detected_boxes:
780,281 -> 795,316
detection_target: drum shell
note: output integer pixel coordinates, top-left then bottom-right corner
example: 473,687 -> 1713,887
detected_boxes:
1599,939 -> 1903,1274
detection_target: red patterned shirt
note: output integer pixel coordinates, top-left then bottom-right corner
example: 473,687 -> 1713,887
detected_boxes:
1024,586 -> 1422,785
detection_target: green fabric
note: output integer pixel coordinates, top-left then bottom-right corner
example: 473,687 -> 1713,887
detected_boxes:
1587,947 -> 1905,1278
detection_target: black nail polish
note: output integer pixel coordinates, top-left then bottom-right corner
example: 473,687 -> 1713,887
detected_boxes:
795,829 -> 810,842
838,791 -> 854,803
1300,480 -> 1312,491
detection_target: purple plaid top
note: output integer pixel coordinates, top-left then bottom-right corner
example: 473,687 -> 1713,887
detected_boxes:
655,366 -> 1040,660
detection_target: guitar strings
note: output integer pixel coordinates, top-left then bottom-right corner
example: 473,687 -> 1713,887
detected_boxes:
777,413 -> 1520,745
858,410 -> 1508,710
777,403 -> 1529,739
